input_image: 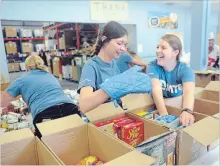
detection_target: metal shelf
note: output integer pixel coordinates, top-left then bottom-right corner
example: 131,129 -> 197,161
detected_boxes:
4,37 -> 45,41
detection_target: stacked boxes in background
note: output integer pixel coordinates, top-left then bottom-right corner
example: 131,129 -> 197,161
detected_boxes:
33,29 -> 43,38
5,42 -> 17,54
22,42 -> 33,53
20,29 -> 33,38
7,63 -> 20,72
5,27 -> 17,37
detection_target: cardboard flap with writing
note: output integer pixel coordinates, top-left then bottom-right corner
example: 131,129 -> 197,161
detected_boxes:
37,115 -> 85,136
103,151 -> 156,166
85,102 -> 124,123
36,137 -> 62,165
205,81 -> 220,92
183,117 -> 219,146
121,94 -> 154,111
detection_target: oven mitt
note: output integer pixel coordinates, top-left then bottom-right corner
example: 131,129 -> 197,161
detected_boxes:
100,65 -> 152,100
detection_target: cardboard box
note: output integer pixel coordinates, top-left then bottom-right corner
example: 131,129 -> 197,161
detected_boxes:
8,63 -> 20,72
193,99 -> 219,118
36,115 -> 156,165
72,65 -> 78,81
1,83 -> 10,91
59,37 -> 66,49
33,29 -> 43,37
0,128 -> 60,165
195,81 -> 219,103
5,26 -> 17,37
20,29 -> 33,38
22,42 -> 33,53
122,94 -> 220,165
85,101 -> 173,165
195,71 -> 216,87
52,57 -> 60,77
5,42 -> 17,54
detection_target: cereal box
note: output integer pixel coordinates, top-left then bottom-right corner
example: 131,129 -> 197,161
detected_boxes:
121,121 -> 144,147
113,119 -> 135,139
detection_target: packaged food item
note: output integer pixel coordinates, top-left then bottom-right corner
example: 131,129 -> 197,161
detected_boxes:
78,156 -> 104,166
154,115 -> 182,129
95,120 -> 113,127
79,156 -> 98,165
121,121 -> 144,147
113,118 -> 135,139
112,116 -> 130,123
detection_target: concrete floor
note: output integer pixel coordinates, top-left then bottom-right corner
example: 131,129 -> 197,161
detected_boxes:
9,71 -> 78,90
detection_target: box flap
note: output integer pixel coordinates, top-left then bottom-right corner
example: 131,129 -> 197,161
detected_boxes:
85,102 -> 124,123
183,116 -> 219,146
194,87 -> 204,95
37,114 -> 85,136
205,81 -> 220,92
0,128 -> 34,145
121,94 -> 154,111
104,151 -> 156,166
195,70 -> 217,75
36,137 -> 62,165
213,113 -> 220,119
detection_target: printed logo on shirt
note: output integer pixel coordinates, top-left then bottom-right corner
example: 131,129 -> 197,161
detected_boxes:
160,80 -> 182,93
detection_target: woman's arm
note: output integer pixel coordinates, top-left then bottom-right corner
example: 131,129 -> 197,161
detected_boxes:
179,82 -> 195,126
182,82 -> 195,110
79,86 -> 109,113
1,91 -> 15,108
152,78 -> 168,115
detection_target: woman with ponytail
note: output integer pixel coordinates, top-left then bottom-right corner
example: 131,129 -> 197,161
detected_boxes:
1,53 -> 80,138
78,21 -> 152,113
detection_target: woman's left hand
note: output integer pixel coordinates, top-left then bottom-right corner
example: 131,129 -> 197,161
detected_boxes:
179,111 -> 195,126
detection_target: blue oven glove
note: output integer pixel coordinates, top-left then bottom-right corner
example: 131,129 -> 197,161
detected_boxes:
100,65 -> 152,101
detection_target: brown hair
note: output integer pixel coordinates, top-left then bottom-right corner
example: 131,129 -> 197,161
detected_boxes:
161,34 -> 182,61
93,21 -> 128,56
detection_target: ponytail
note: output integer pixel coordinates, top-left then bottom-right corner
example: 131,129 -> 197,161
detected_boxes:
25,54 -> 49,72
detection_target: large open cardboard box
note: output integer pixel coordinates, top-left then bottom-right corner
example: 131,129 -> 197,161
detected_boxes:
122,94 -> 219,165
0,128 -> 60,165
85,101 -> 177,165
195,70 -> 217,87
37,115 -> 156,165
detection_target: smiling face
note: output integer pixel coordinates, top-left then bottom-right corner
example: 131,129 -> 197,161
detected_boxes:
156,39 -> 179,67
104,35 -> 128,59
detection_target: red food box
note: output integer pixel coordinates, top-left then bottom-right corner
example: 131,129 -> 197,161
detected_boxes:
113,118 -> 135,139
95,120 -> 113,127
121,121 -> 144,147
112,116 -> 130,123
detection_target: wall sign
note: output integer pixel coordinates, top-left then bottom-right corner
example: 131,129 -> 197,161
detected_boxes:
148,11 -> 178,29
90,1 -> 128,21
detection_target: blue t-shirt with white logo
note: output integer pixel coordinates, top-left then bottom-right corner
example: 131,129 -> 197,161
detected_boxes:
147,60 -> 195,98
7,70 -> 74,119
78,55 -> 121,93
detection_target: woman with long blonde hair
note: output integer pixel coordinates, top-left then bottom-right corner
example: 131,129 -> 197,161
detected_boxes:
1,53 -> 80,137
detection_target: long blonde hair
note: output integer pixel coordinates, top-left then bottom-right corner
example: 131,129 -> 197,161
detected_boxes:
25,53 -> 49,72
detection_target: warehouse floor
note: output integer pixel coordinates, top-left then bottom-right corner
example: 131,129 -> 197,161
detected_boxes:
9,72 -> 78,90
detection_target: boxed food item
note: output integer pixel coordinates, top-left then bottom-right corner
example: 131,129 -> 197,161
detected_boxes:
152,115 -> 183,129
37,115 -> 156,165
113,118 -> 135,139
121,121 -> 144,147
5,41 -> 17,54
5,26 -> 17,37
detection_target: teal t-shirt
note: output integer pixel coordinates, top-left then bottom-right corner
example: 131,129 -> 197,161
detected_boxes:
115,53 -> 133,73
7,70 -> 74,118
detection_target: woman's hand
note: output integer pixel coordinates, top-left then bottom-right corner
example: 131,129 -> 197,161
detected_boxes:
179,111 -> 195,126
